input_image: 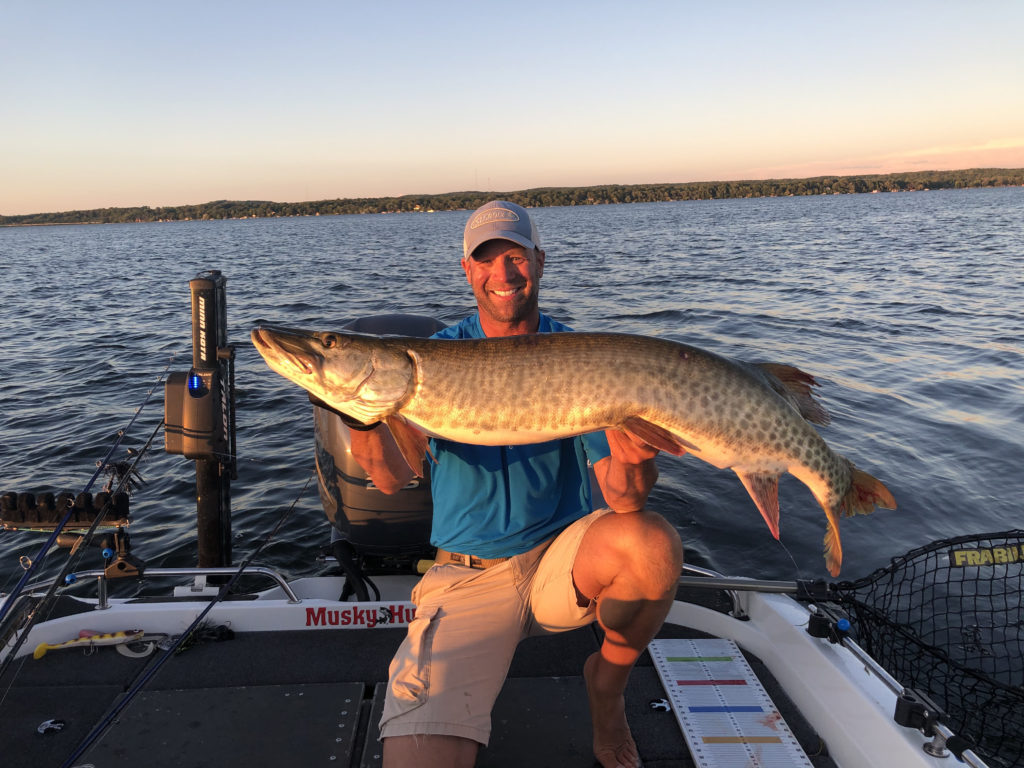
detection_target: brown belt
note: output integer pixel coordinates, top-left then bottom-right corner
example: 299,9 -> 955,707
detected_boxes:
434,549 -> 510,570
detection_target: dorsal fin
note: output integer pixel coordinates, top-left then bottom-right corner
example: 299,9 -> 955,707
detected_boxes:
754,363 -> 830,425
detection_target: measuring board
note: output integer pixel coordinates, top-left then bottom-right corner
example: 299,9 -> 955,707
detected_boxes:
648,638 -> 813,767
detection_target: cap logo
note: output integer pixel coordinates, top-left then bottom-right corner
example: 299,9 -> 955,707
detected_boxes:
470,208 -> 520,229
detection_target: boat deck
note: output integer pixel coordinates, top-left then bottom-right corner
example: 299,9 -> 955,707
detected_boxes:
1,585 -> 837,767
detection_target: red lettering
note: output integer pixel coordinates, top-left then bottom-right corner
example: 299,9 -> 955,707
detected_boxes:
305,602 -> 415,629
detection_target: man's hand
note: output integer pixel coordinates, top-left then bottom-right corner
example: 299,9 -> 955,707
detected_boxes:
595,429 -> 660,513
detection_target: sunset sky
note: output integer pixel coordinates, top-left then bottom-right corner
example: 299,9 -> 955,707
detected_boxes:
3,1 -> 1023,216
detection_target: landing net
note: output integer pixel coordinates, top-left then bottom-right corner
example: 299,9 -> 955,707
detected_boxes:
832,530 -> 1024,768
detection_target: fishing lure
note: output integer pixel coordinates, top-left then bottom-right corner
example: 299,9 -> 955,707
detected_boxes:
33,629 -> 145,660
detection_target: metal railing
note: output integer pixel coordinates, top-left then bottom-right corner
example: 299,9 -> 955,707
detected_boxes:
63,565 -> 302,606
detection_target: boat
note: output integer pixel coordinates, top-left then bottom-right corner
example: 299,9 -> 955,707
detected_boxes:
1,271 -> 1020,768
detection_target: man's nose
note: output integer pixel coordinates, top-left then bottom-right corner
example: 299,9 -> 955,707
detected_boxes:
496,256 -> 520,280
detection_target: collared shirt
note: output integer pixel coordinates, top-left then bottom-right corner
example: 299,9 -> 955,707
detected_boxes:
428,313 -> 611,558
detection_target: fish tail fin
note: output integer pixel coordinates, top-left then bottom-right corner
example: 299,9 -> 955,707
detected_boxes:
841,463 -> 897,517
820,462 -> 896,577
822,504 -> 843,577
755,363 -> 831,426
735,470 -> 781,539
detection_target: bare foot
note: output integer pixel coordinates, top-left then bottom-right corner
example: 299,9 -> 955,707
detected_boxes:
583,651 -> 641,768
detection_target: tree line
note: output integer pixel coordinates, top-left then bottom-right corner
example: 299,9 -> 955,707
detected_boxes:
3,168 -> 1022,227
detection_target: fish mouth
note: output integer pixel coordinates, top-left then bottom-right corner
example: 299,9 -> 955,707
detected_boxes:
252,325 -> 323,376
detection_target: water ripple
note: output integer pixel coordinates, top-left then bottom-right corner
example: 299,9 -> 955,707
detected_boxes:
1,187 -> 1022,581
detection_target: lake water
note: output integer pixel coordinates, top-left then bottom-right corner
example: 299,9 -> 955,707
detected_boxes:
1,188 -> 1022,590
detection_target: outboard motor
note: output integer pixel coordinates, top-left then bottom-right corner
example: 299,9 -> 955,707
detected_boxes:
313,314 -> 446,588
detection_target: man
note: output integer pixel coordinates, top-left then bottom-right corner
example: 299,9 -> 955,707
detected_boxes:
348,200 -> 683,768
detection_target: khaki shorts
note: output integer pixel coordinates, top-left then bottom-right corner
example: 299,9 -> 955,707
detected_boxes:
378,507 -> 612,745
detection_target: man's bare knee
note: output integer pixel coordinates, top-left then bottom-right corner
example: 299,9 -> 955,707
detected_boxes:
612,512 -> 684,596
575,510 -> 683,601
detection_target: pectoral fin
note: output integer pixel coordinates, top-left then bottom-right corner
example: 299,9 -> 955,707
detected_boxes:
383,416 -> 430,477
621,416 -> 695,456
735,470 -> 781,539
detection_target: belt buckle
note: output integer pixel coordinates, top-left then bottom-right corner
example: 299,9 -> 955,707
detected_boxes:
454,552 -> 484,569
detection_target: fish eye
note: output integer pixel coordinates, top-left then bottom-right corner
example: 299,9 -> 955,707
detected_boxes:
322,334 -> 338,348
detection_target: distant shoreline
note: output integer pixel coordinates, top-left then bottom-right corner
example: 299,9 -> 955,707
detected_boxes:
3,168 -> 1022,227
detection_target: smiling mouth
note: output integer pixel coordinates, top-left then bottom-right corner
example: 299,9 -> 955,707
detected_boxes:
491,287 -> 521,298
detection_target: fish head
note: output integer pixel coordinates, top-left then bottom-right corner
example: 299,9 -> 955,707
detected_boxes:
251,325 -> 412,421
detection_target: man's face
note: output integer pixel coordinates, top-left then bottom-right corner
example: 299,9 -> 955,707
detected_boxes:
462,239 -> 545,331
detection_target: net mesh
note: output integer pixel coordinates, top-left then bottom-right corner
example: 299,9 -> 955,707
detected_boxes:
830,530 -> 1024,768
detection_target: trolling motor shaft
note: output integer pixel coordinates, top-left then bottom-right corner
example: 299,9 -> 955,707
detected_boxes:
164,271 -> 237,569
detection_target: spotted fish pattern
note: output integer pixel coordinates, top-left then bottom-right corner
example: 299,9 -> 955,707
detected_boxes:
252,327 -> 896,575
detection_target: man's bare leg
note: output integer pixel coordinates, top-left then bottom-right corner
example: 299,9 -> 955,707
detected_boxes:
382,734 -> 478,768
573,509 -> 683,768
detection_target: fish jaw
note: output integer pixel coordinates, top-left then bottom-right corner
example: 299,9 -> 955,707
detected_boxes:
251,326 -> 333,382
251,327 -> 367,411
252,326 -> 416,423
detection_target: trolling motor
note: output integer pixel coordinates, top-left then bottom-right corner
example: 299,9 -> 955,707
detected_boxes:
164,271 -> 237,568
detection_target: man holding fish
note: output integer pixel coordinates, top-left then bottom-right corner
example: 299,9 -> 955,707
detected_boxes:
251,200 -> 896,766
351,201 -> 681,768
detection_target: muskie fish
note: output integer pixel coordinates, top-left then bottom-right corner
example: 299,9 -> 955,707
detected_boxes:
251,326 -> 896,575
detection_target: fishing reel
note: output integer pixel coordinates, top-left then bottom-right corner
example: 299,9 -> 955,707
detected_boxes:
58,524 -> 146,579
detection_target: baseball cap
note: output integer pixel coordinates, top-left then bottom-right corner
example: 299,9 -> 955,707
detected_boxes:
462,200 -> 541,259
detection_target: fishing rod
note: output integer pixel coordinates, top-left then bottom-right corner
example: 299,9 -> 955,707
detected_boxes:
0,360 -> 173,632
0,418 -> 164,681
60,472 -> 316,768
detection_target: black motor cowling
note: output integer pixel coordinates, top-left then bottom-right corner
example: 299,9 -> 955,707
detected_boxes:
313,314 -> 446,561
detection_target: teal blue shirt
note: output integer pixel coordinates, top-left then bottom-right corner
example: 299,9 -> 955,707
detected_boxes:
428,313 -> 611,558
